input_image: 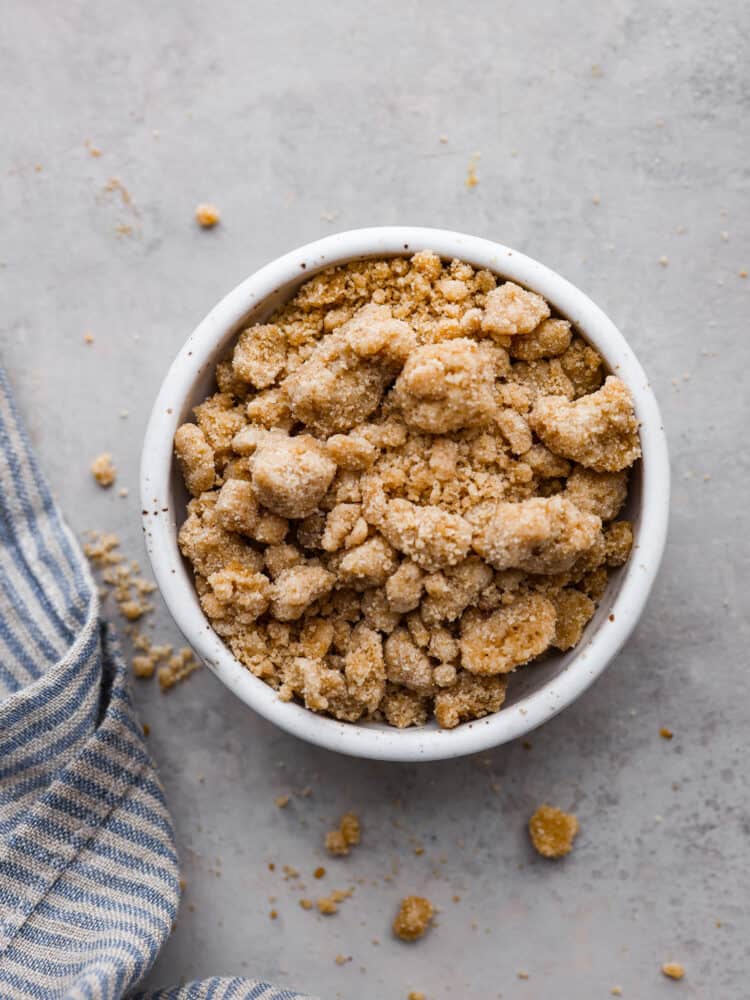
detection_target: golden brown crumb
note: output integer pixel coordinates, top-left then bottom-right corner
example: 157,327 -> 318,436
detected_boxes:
334,954 -> 349,966
660,727 -> 674,740
611,988 -> 622,996
316,888 -> 352,914
91,453 -> 116,487
517,971 -> 529,980
465,154 -> 479,189
83,331 -> 95,344
275,795 -> 290,808
299,898 -> 313,910
661,962 -> 685,980
174,253 -> 638,730
393,896 -> 434,941
325,812 -> 361,856
195,203 -> 220,228
528,804 -> 579,858
408,992 -> 426,1000
157,648 -> 201,691
142,723 -> 150,736
269,909 -> 278,920
313,866 -> 326,879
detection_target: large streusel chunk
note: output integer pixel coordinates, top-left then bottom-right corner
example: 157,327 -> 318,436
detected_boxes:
392,339 -> 498,433
270,565 -> 336,621
384,629 -> 434,694
393,896 -> 434,941
174,423 -> 215,496
344,623 -> 386,713
528,804 -> 579,858
530,376 -> 640,472
214,478 -> 260,535
380,499 -> 472,572
381,685 -> 429,728
467,496 -> 601,574
434,672 -> 508,729
205,564 -> 271,623
564,466 -> 628,521
252,434 -> 337,518
509,318 -> 572,361
481,282 -> 550,338
420,557 -> 493,625
232,324 -> 287,389
459,593 -> 556,675
284,304 -> 415,435
551,589 -> 596,651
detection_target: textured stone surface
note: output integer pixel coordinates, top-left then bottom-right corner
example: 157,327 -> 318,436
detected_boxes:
1,1 -> 748,996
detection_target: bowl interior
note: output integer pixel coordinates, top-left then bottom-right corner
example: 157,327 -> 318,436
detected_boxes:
166,248 -> 643,727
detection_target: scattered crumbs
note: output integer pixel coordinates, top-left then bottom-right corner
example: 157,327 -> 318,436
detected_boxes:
275,795 -> 290,809
661,962 -> 685,981
313,866 -> 326,879
158,648 -> 201,691
611,988 -> 622,997
269,909 -> 278,920
195,203 -> 221,228
299,898 -> 313,910
83,331 -> 95,344
268,862 -> 276,872
720,231 -> 729,242
528,805 -> 579,858
104,177 -> 132,205
282,865 -> 299,880
325,812 -> 361,856
119,409 -> 129,418
118,487 -> 129,498
716,919 -> 722,928
660,727 -> 674,740
452,895 -> 461,903
414,846 -> 424,856
90,453 -> 116,487
85,139 -> 102,157
740,269 -> 748,279
317,888 -> 352,915
465,152 -> 480,189
334,955 -> 350,966
393,896 -> 434,941
591,195 -> 601,205
659,255 -> 669,267
590,64 -> 603,77
178,877 -> 187,892
372,938 -> 380,946
439,134 -> 448,144
142,722 -> 151,737
34,164 -> 43,173
517,971 -> 529,980
408,993 -> 426,1000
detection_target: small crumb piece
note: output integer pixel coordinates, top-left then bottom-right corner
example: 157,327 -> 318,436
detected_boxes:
269,909 -> 278,920
158,647 -> 201,691
313,866 -> 326,879
334,955 -> 349,966
142,723 -> 150,736
408,992 -> 426,1000
91,453 -> 116,487
118,487 -> 129,498
660,727 -> 674,740
325,812 -> 361,856
528,804 -> 579,858
661,962 -> 685,981
517,971 -> 529,980
275,795 -> 290,808
740,269 -> 748,279
465,155 -> 479,189
299,898 -> 313,910
83,332 -> 95,344
659,255 -> 669,267
393,896 -> 434,941
611,988 -> 622,996
195,202 -> 220,228
316,888 -> 352,915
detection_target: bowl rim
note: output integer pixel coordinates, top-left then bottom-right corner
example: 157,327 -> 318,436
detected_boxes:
140,226 -> 670,762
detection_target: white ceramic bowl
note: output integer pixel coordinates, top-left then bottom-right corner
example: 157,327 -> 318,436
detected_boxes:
141,227 -> 669,762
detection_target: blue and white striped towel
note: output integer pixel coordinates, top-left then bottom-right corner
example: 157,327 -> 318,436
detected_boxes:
0,368 -> 312,1000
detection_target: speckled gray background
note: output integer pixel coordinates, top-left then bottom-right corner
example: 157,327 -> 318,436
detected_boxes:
1,1 -> 748,996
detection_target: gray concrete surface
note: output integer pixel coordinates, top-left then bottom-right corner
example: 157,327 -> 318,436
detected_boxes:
1,0 -> 748,996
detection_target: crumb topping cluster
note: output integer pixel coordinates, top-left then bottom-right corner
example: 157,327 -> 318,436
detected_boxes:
175,252 -> 639,728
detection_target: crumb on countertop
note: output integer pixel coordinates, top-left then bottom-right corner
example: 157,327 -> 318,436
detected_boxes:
528,804 -> 579,858
325,812 -> 361,856
157,647 -> 201,691
661,962 -> 685,981
91,453 -> 116,487
275,795 -> 290,808
393,896 -> 434,941
316,888 -> 352,915
660,727 -> 674,740
195,203 -> 221,228
83,331 -> 95,344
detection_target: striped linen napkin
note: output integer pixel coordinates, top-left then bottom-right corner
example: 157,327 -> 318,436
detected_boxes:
0,369 -> 313,1000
